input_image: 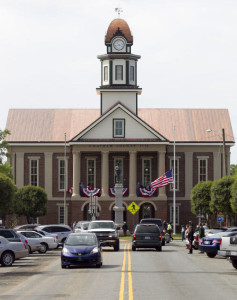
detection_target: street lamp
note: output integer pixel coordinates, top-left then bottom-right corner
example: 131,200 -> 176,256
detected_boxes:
206,128 -> 227,177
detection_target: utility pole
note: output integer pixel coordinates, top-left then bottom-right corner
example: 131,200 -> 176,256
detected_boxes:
222,128 -> 227,176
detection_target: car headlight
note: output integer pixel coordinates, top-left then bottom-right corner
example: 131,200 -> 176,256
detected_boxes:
62,247 -> 70,255
90,247 -> 99,254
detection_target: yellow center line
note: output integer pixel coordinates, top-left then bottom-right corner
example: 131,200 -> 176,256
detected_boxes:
119,243 -> 133,300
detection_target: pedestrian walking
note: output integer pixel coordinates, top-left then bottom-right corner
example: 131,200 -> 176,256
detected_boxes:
188,225 -> 194,254
181,225 -> 185,241
167,222 -> 173,240
122,222 -> 128,236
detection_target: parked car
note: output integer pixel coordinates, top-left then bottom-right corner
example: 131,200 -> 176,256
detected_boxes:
87,220 -> 119,251
18,230 -> 58,253
15,232 -> 41,253
132,223 -> 162,251
14,224 -> 41,231
0,228 -> 21,242
61,232 -> 103,268
0,236 -> 28,267
199,231 -> 237,258
140,218 -> 166,246
34,225 -> 72,243
218,232 -> 237,269
73,221 -> 90,233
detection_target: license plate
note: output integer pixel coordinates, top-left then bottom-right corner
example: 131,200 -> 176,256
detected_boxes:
204,241 -> 210,245
145,236 -> 151,239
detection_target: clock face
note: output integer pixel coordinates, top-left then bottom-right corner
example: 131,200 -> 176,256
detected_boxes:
114,39 -> 125,51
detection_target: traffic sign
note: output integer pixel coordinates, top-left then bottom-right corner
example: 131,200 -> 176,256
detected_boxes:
127,202 -> 140,215
217,215 -> 224,222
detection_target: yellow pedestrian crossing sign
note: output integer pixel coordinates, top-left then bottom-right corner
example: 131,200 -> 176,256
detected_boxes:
127,202 -> 140,215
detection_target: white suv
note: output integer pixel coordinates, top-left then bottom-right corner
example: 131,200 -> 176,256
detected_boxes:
35,225 -> 72,243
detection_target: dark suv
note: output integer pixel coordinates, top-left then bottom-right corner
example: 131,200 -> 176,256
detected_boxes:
140,218 -> 165,245
132,223 -> 162,251
87,220 -> 120,251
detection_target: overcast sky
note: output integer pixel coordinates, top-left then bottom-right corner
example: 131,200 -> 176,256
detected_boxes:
1,0 -> 237,163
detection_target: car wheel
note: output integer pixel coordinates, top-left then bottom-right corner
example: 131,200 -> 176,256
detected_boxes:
28,246 -> 32,254
1,251 -> 14,267
206,253 -> 216,258
38,243 -> 48,254
61,264 -> 66,269
156,246 -> 162,252
114,243 -> 120,251
231,259 -> 237,269
132,246 -> 136,251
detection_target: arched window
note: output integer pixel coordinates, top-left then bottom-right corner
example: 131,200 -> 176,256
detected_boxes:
139,203 -> 155,220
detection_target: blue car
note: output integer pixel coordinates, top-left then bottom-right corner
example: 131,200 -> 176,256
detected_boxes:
61,232 -> 103,268
199,231 -> 237,258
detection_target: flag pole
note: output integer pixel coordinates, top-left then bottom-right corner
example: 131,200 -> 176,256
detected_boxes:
173,126 -> 176,235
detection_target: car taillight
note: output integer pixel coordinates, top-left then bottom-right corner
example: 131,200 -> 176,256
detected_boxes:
24,243 -> 27,249
19,238 -> 21,242
159,235 -> 162,239
163,229 -> 166,233
133,234 -> 136,239
56,235 -> 59,239
220,238 -> 222,245
212,239 -> 221,244
25,239 -> 28,244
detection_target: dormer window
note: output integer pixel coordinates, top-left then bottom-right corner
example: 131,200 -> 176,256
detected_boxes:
115,65 -> 123,80
113,119 -> 125,138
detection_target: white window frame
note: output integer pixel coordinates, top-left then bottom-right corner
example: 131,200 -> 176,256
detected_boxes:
57,204 -> 68,225
29,157 -> 39,186
169,157 -> 180,191
113,119 -> 125,138
87,158 -> 96,188
57,157 -> 68,192
198,157 -> 208,182
169,204 -> 180,226
142,158 -> 152,187
114,157 -> 124,184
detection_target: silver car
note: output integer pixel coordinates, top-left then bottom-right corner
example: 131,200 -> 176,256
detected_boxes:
0,236 -> 29,266
74,221 -> 90,233
16,232 -> 42,254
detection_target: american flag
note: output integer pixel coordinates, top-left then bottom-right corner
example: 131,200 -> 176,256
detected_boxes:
151,170 -> 174,189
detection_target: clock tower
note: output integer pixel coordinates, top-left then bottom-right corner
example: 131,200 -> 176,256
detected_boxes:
96,18 -> 142,115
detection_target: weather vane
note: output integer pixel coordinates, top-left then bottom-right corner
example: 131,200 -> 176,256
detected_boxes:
115,7 -> 123,18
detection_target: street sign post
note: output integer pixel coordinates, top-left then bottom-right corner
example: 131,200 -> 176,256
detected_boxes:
127,202 -> 140,230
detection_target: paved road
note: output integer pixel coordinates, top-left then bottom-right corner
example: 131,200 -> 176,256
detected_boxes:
1,241 -> 237,300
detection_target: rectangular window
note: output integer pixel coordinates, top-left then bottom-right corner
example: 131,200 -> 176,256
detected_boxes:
87,159 -> 95,188
130,66 -> 134,81
59,159 -> 65,191
115,65 -> 123,80
113,119 -> 125,138
30,159 -> 38,186
169,205 -> 179,225
58,206 -> 68,224
199,159 -> 208,182
104,66 -> 108,81
143,159 -> 151,187
170,159 -> 179,191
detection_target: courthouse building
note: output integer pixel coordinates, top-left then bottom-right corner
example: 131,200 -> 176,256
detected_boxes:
6,18 -> 235,230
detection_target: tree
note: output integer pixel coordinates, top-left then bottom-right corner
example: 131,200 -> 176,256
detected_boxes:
0,129 -> 10,164
231,178 -> 237,213
230,164 -> 237,176
210,176 -> 235,215
15,185 -> 48,223
0,173 -> 17,225
191,181 -> 213,216
0,161 -> 13,179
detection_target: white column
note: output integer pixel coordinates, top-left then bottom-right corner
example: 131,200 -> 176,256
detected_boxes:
44,152 -> 53,199
185,152 -> 193,199
72,151 -> 80,198
129,151 -> 137,197
157,151 -> 167,200
15,152 -> 24,188
101,151 -> 109,197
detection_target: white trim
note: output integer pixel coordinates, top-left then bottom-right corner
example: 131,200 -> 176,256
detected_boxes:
58,158 -> 68,192
29,158 -> 39,186
72,103 -> 166,141
142,158 -> 152,186
169,158 -> 179,191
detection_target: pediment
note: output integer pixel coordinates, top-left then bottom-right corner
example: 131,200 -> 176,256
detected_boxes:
72,104 -> 167,142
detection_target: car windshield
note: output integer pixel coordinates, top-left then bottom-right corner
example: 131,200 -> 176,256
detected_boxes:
88,222 -> 115,230
66,235 -> 97,246
136,225 -> 159,233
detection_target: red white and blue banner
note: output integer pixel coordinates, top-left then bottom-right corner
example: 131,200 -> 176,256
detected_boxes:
151,170 -> 174,189
67,187 -> 73,194
81,187 -> 101,198
109,188 -> 129,197
138,187 -> 157,197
